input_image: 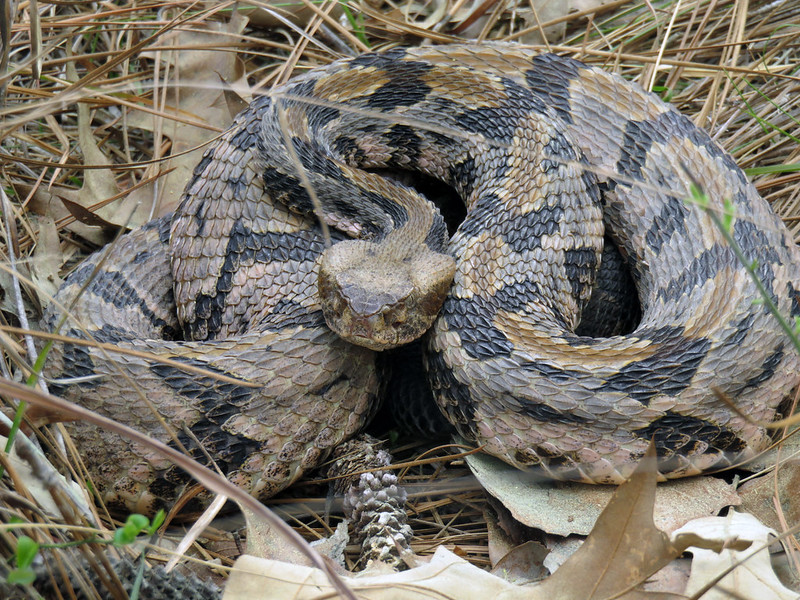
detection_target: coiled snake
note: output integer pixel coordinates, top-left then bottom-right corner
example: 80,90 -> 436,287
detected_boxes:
45,44 -> 800,515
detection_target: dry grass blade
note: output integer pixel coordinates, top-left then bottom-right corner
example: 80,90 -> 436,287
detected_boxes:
0,0 -> 12,101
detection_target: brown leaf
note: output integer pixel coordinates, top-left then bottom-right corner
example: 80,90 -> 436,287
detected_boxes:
534,443 -> 683,599
218,71 -> 250,118
466,448 -> 739,536
59,196 -> 123,230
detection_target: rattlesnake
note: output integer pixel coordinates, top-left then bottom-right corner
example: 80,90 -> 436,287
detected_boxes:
44,43 -> 800,515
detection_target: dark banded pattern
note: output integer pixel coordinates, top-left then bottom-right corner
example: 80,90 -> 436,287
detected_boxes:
45,43 -> 800,513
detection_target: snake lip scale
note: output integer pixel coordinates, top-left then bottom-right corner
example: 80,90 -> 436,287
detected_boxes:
44,43 -> 800,515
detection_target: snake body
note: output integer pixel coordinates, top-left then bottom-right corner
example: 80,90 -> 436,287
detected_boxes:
45,44 -> 800,514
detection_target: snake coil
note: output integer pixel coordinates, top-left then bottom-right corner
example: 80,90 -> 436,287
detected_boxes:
45,44 -> 800,514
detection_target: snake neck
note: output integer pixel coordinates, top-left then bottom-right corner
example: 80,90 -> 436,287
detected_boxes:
316,176 -> 456,351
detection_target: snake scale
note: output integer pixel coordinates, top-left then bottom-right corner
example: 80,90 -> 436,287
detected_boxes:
44,44 -> 800,515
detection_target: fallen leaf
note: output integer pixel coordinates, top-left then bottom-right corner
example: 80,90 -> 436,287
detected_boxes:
490,541 -> 549,584
19,182 -> 112,248
738,452 -> 800,534
222,446 -> 697,599
223,546 -> 523,599
739,427 -> 800,474
532,443 -> 683,599
545,534 -> 692,594
486,500 -> 545,568
69,54 -> 149,229
516,0 -> 571,45
572,0 -> 616,11
126,15 -> 251,216
28,215 -> 63,302
0,269 -> 17,316
542,535 -> 583,574
487,507 -> 519,566
236,1 -> 344,28
673,510 -> 800,600
640,559 -> 692,595
310,521 -> 350,568
452,0 -> 564,43
59,197 -> 124,230
0,434 -> 92,519
242,505 -> 318,568
466,450 -> 740,536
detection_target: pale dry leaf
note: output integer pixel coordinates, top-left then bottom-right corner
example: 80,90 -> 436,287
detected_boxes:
28,214 -> 63,301
531,444 -> 684,599
223,546 -> 529,600
516,0 -> 571,45
542,535 -> 583,574
739,460 -> 800,534
571,0 -> 615,12
651,477 -> 741,533
740,428 -> 800,474
487,499 -> 549,566
673,510 -> 800,600
235,1 -> 344,29
0,434 -> 92,519
310,520 -> 350,568
402,0 -> 448,30
490,540 -> 549,584
242,505 -> 318,568
76,99 -> 133,224
487,508 -> 519,566
69,56 -> 148,229
126,16 -> 251,216
465,450 -> 740,536
454,0 -> 569,43
20,182 -> 111,248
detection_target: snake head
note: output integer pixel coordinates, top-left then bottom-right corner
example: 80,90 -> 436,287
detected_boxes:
318,239 -> 456,351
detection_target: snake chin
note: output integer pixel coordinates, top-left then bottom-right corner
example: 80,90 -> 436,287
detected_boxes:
318,239 -> 456,351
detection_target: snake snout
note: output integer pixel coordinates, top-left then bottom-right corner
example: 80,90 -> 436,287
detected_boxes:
342,302 -> 411,351
319,271 -> 415,351
318,240 -> 455,351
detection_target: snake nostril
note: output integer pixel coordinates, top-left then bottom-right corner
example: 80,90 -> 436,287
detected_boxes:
385,306 -> 406,329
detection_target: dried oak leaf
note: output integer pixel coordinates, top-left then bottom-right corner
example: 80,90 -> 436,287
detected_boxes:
531,443 -> 684,599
